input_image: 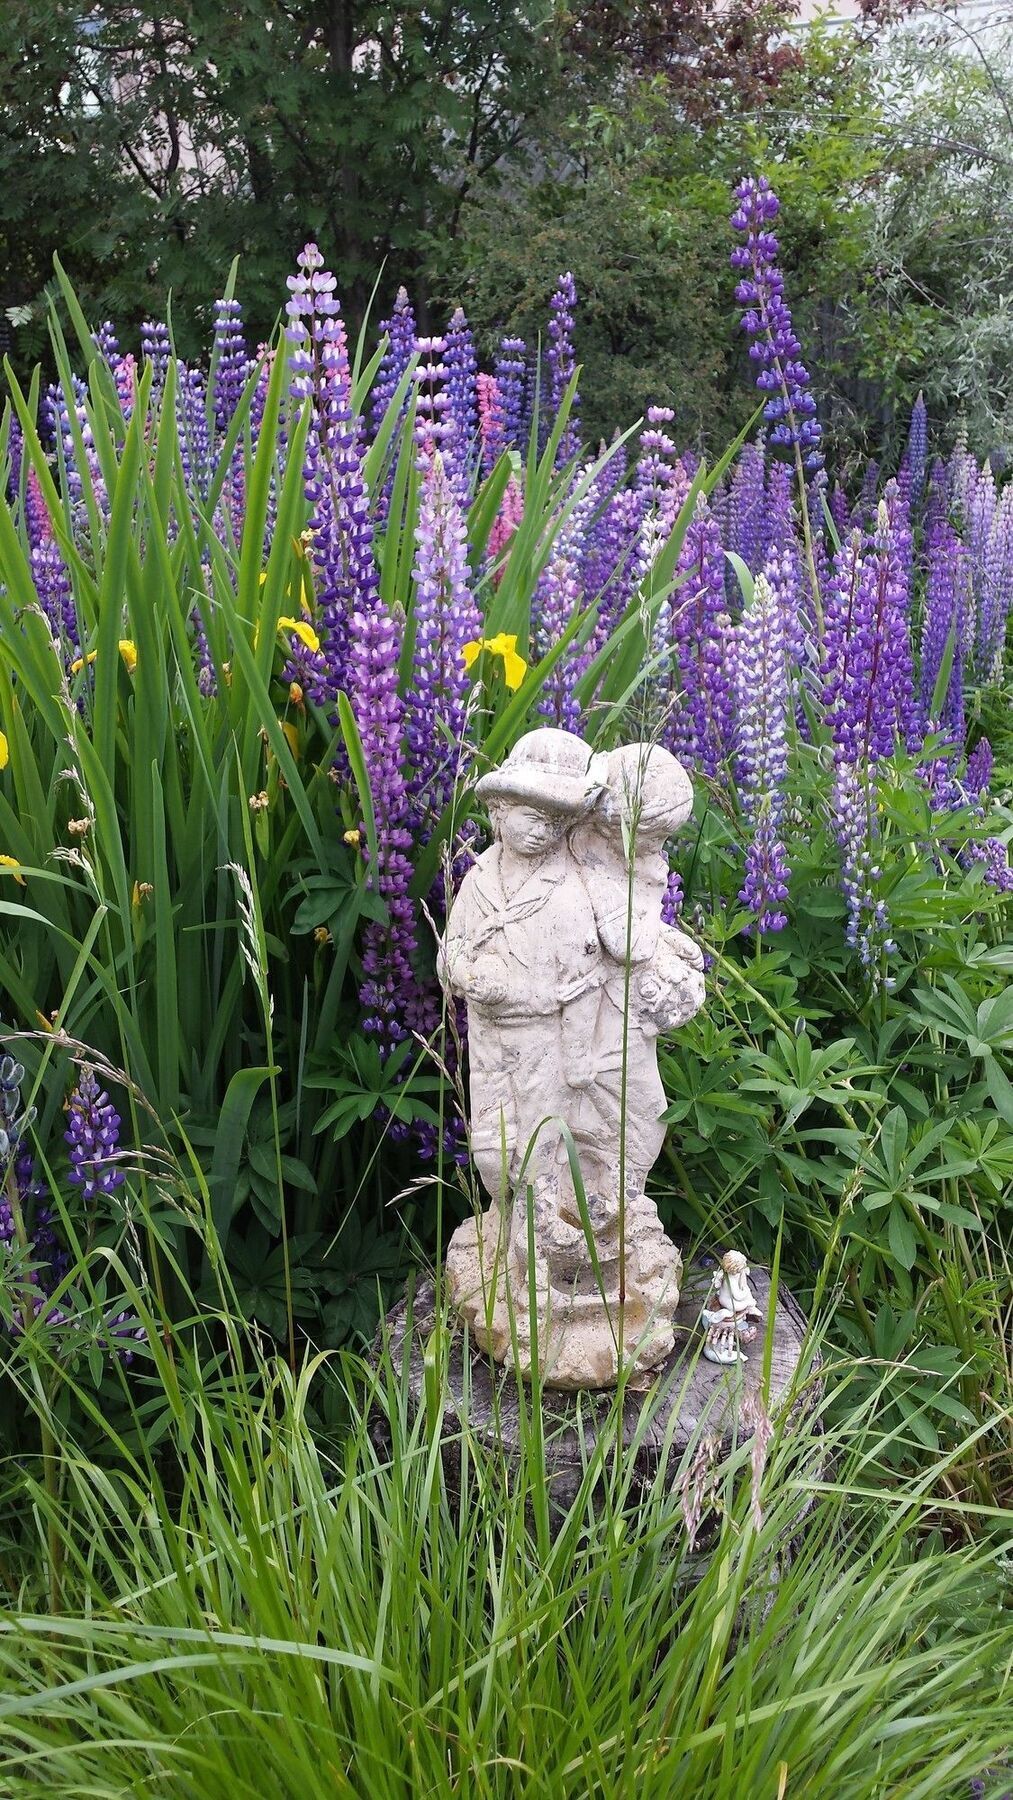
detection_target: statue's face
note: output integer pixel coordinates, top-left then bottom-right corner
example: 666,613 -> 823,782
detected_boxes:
499,804 -> 565,856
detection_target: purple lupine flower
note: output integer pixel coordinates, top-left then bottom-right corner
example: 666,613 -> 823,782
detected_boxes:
371,286 -> 417,437
443,307 -> 478,499
413,335 -> 454,458
668,497 -> 735,776
822,505 -> 918,764
730,176 -> 822,472
973,483 -> 1013,684
733,572 -> 791,932
728,439 -> 768,575
493,336 -> 528,453
92,321 -> 119,362
920,519 -> 969,746
762,540 -> 806,678
829,483 -> 850,542
964,835 -> 1013,893
405,448 -> 480,823
177,363 -> 214,504
31,538 -> 78,653
855,459 -> 880,530
535,505 -> 589,734
547,273 -> 580,466
140,320 -> 171,393
65,1066 -> 125,1201
661,866 -> 685,924
905,392 -> 928,506
583,481 -> 644,653
965,736 -> 993,797
286,244 -> 374,703
212,297 -> 249,433
833,760 -> 896,973
348,599 -> 422,1042
637,408 -> 691,654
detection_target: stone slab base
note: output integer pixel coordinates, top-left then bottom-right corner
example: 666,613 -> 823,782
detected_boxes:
368,1262 -> 822,1536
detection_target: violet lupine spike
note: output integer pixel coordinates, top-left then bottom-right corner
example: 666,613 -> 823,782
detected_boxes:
285,243 -> 374,703
964,736 -> 993,797
140,320 -> 171,394
668,498 -> 735,776
31,539 -> 78,653
974,484 -> 1013,684
371,286 -> 417,436
728,439 -> 768,576
920,519 -> 969,747
443,307 -> 478,500
535,505 -> 590,735
405,448 -> 480,824
493,336 -> 528,453
660,866 -> 684,925
733,572 -> 791,933
348,600 -> 423,1044
905,392 -> 928,506
177,364 -> 214,504
372,287 -> 418,524
822,505 -> 919,764
6,417 -> 21,505
92,321 -> 120,362
584,485 -> 644,654
829,482 -> 850,542
730,176 -> 822,472
637,407 -> 691,627
833,760 -> 897,977
413,335 -> 454,459
212,297 -> 249,433
65,1066 -> 125,1201
547,273 -> 580,466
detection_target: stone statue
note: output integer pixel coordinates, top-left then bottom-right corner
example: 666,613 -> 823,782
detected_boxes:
439,727 -> 706,1390
700,1252 -> 763,1365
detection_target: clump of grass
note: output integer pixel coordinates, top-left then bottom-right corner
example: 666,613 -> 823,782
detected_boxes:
0,1283 -> 1009,1799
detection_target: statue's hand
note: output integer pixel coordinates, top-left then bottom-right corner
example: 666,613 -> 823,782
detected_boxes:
665,927 -> 705,972
464,959 -> 507,1007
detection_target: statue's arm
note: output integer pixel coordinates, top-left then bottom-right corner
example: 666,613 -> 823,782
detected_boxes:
437,872 -> 508,1008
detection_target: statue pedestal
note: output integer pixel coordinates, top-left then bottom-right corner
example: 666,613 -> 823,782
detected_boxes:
368,1262 -> 822,1549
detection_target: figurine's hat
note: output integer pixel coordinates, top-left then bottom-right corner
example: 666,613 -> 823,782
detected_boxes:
603,742 -> 694,835
476,728 -> 607,816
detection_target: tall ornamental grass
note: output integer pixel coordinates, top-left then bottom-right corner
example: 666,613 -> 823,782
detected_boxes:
0,1272 -> 1009,1799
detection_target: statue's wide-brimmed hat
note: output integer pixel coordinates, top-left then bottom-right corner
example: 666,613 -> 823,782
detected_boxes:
476,728 -> 608,816
604,742 -> 694,835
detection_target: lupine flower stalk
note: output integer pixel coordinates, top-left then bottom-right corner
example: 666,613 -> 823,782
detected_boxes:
733,573 -> 791,931
493,337 -> 528,453
406,448 -> 480,822
547,273 -> 579,466
65,1066 -> 125,1201
730,174 -> 824,629
668,498 -> 735,776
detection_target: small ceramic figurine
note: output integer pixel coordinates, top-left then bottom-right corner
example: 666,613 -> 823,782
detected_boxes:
700,1251 -> 763,1366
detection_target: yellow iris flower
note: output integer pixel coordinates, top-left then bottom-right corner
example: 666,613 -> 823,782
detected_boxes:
278,617 -> 321,654
0,855 -> 25,885
69,642 -> 137,675
462,632 -> 527,692
0,731 -> 8,771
